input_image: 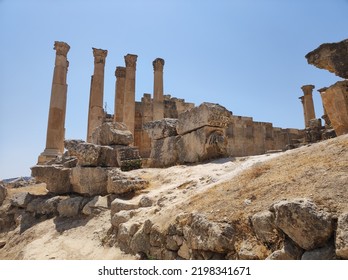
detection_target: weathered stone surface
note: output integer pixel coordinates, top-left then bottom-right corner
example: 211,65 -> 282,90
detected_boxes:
111,198 -> 139,216
177,102 -> 232,135
111,210 -> 135,228
107,169 -> 148,194
70,166 -> 108,196
138,196 -> 153,208
305,38 -> 348,79
31,165 -> 72,194
251,210 -> 279,244
335,212 -> 348,259
320,80 -> 348,136
143,118 -> 178,140
57,197 -> 88,217
117,221 -> 141,249
149,136 -> 179,167
82,195 -> 108,215
91,122 -> 133,146
266,238 -> 303,260
302,242 -> 336,260
177,127 -> 227,163
0,185 -> 7,206
271,198 -> 333,250
116,146 -> 142,171
10,192 -> 34,208
238,240 -> 266,260
65,140 -> 101,166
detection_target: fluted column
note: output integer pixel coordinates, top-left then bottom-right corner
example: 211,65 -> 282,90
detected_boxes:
38,41 -> 70,164
300,85 -> 316,128
87,48 -> 108,142
114,66 -> 126,122
152,58 -> 165,120
123,54 -> 137,137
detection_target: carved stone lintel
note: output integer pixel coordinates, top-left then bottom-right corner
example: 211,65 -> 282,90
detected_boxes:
153,58 -> 165,71
124,54 -> 138,68
93,48 -> 108,64
54,41 -> 70,57
301,85 -> 315,95
115,66 -> 126,78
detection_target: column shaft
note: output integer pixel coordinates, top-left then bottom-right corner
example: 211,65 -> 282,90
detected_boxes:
152,58 -> 165,120
114,66 -> 126,122
301,85 -> 316,127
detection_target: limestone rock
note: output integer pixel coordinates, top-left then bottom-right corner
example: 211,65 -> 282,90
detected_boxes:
31,165 -> 72,194
238,240 -> 267,260
10,192 -> 34,208
107,169 -> 148,194
320,80 -> 348,136
111,198 -> 139,216
177,102 -> 232,135
82,195 -> 108,215
149,136 -> 179,167
115,146 -> 142,171
0,184 -> 7,206
251,210 -> 279,244
70,166 -> 108,196
143,118 -> 178,140
65,140 -> 101,166
305,38 -> 348,79
271,198 -> 333,250
177,241 -> 191,259
57,196 -> 89,217
91,122 -> 133,146
335,212 -> 348,259
177,127 -> 227,163
266,238 -> 303,260
302,242 -> 337,260
138,196 -> 153,207
111,210 -> 135,228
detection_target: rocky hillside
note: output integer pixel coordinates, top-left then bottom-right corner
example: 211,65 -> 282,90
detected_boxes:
0,134 -> 347,260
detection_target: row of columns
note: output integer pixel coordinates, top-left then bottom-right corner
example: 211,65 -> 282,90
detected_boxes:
39,41 -> 165,163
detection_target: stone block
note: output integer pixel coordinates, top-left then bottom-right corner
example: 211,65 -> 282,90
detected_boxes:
251,210 -> 279,244
91,122 -> 133,146
57,196 -> 89,217
149,136 -> 179,167
10,192 -> 34,208
115,146 -> 142,171
65,140 -> 101,166
31,165 -> 72,194
107,169 -> 148,194
177,102 -> 232,135
143,118 -> 178,140
70,166 -> 108,196
110,198 -> 139,216
302,242 -> 336,260
82,195 -> 109,215
335,212 -> 348,259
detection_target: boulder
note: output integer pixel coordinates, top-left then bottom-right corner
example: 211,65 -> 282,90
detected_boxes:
143,118 -> 178,140
26,196 -> 61,215
110,198 -> 139,216
31,165 -> 72,194
148,136 -> 179,167
82,195 -> 108,215
237,240 -> 267,260
177,102 -> 232,135
335,212 -> 348,259
320,80 -> 348,136
107,169 -> 148,194
305,38 -> 348,79
111,210 -> 135,228
10,192 -> 34,208
266,238 -> 303,260
57,196 -> 89,217
302,242 -> 337,260
251,210 -> 279,244
64,140 -> 101,166
70,166 -> 108,196
0,184 -> 7,206
91,122 -> 133,146
271,198 -> 333,250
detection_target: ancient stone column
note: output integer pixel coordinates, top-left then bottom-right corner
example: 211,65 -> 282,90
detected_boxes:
38,41 -> 70,164
123,54 -> 138,137
87,48 -> 108,142
152,58 -> 165,120
114,66 -> 126,122
317,87 -> 331,127
301,85 -> 316,128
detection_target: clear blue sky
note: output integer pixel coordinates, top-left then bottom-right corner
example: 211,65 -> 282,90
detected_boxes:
0,0 -> 347,179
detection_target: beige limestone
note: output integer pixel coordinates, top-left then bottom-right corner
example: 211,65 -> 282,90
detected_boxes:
123,54 -> 138,138
87,48 -> 108,142
38,41 -> 70,163
317,87 -> 332,128
300,85 -> 316,128
320,80 -> 348,136
152,58 -> 165,120
114,66 -> 126,122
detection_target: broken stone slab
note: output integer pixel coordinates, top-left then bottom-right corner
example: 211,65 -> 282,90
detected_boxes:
0,184 -> 7,206
107,169 -> 148,194
335,212 -> 348,259
31,165 -> 72,194
177,127 -> 227,163
320,80 -> 348,136
70,166 -> 108,196
305,38 -> 348,79
271,198 -> 333,250
57,196 -> 90,217
10,192 -> 35,208
81,195 -> 109,215
143,118 -> 178,140
110,198 -> 139,216
148,136 -> 179,167
251,210 -> 279,244
177,102 -> 232,135
91,122 -> 133,146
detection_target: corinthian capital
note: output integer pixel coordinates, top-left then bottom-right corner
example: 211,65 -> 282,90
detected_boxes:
115,66 -> 126,78
301,84 -> 315,95
93,48 -> 108,64
54,41 -> 70,57
153,58 -> 165,71
124,54 -> 138,68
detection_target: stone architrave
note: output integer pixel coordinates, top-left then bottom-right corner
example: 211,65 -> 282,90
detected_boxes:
300,85 -> 316,128
87,48 -> 108,142
123,54 -> 138,137
152,58 -> 165,120
38,41 -> 70,163
114,66 -> 126,122
320,80 -> 348,136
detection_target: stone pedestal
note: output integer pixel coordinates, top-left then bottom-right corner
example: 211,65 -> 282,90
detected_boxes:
114,66 -> 126,122
123,54 -> 137,137
152,58 -> 165,120
38,41 -> 70,164
87,48 -> 108,142
300,85 -> 316,128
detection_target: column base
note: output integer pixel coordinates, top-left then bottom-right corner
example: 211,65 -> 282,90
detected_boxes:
37,148 -> 62,165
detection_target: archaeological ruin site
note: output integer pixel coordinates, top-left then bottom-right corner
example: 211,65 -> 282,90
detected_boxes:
0,38 -> 347,260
